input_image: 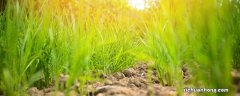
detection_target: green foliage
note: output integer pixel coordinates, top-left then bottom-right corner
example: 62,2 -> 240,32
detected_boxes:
0,0 -> 240,96
231,1 -> 240,70
90,40 -> 135,73
0,0 -> 135,95
142,0 -> 240,96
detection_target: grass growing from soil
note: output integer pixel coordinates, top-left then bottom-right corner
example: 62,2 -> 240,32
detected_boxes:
0,0 -> 240,96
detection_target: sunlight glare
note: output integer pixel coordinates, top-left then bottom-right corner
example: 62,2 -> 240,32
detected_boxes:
128,0 -> 149,10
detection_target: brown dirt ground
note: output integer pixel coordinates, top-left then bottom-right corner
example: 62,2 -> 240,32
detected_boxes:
25,62 -> 240,96
86,62 -> 192,96
27,62 -> 195,96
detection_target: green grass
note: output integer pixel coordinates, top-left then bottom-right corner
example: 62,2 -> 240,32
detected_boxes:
0,0 -> 240,96
142,1 -> 239,96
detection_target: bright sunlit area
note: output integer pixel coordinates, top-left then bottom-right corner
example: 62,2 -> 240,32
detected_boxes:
128,0 -> 150,10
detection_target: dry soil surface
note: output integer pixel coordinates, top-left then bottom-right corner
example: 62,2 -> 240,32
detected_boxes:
27,62 -> 193,96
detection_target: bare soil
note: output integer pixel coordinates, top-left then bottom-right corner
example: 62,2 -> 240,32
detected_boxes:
86,63 -> 186,96
25,62 -> 240,96
27,62 -> 194,96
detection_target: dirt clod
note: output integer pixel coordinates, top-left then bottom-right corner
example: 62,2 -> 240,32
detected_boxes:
100,74 -> 108,79
27,87 -> 44,96
45,91 -> 64,96
89,63 -> 191,96
113,72 -> 125,79
43,88 -> 53,93
123,68 -> 136,77
26,62 -> 193,96
94,86 -> 135,96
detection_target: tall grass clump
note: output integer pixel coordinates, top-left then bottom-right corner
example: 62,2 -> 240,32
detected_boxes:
0,0 -> 93,95
85,0 -> 140,74
142,1 -> 189,95
90,38 -> 136,73
0,0 -> 139,95
1,0 -> 74,95
0,11 -> 6,96
188,1 -> 235,95
142,0 -> 239,95
231,1 -> 240,70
